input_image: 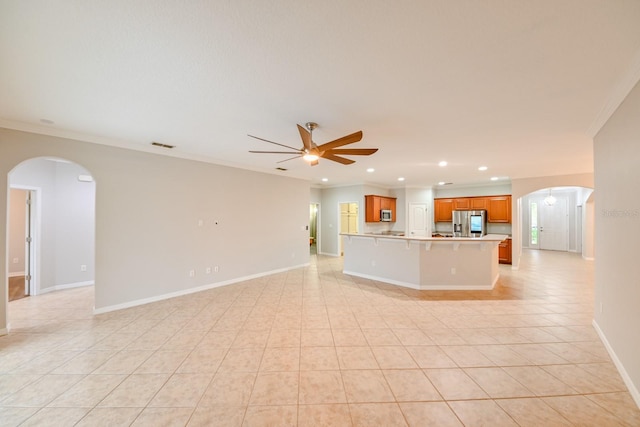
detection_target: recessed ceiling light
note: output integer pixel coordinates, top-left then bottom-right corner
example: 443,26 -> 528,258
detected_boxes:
398,177 -> 405,181
321,178 -> 328,182
438,161 -> 447,167
438,181 -> 453,186
366,168 -> 375,173
478,166 -> 488,171
490,176 -> 499,181
438,181 -> 446,185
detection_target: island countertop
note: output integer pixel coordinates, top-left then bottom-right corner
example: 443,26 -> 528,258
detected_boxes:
342,232 -> 508,242
340,233 -> 508,290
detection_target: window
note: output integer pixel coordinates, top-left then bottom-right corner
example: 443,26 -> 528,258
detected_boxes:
530,202 -> 538,245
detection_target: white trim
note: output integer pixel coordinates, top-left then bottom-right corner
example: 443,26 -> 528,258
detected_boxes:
582,255 -> 595,261
318,251 -> 340,257
8,271 -> 25,278
342,270 -> 496,291
592,320 -> 640,409
93,263 -> 309,315
38,280 -> 94,294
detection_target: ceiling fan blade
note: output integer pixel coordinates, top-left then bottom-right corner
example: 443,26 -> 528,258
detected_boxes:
277,155 -> 303,163
316,130 -> 363,151
322,152 -> 356,165
248,134 -> 301,152
327,148 -> 378,156
297,124 -> 313,151
249,150 -> 302,154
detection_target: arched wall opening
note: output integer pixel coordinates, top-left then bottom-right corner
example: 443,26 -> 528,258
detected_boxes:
510,173 -> 594,269
519,186 -> 594,257
4,157 -> 96,328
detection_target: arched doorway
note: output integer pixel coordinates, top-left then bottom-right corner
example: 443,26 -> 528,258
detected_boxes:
520,186 -> 594,257
6,157 -> 96,307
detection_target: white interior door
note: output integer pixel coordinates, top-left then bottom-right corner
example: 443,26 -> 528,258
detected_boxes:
339,202 -> 358,255
539,198 -> 568,251
408,203 -> 428,237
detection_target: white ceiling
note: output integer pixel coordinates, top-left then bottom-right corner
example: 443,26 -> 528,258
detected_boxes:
2,1 -> 640,188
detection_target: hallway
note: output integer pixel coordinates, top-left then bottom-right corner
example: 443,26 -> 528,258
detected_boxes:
0,250 -> 638,426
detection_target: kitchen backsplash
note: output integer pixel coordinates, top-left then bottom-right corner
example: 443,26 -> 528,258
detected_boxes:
434,222 -> 511,235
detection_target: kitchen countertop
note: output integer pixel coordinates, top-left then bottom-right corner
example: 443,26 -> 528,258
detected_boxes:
344,232 -> 508,242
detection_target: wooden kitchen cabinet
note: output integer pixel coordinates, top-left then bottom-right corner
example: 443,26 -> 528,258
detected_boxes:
453,198 -> 470,209
365,195 -> 396,222
434,198 -> 454,222
487,196 -> 511,223
434,195 -> 511,223
470,197 -> 487,209
498,238 -> 512,264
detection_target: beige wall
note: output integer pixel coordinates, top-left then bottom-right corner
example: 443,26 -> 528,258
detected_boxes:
1,128 -> 310,333
593,80 -> 640,406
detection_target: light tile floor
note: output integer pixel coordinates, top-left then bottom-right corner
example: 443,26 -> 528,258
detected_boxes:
1,249 -> 639,426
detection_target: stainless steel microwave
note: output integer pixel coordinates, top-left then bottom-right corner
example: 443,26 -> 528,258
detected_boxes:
380,209 -> 392,221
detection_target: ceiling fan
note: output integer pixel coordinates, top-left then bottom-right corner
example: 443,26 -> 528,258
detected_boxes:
248,122 -> 378,166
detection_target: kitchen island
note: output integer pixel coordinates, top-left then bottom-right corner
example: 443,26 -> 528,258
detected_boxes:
340,233 -> 508,290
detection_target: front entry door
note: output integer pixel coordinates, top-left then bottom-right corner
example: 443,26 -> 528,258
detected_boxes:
539,198 -> 568,251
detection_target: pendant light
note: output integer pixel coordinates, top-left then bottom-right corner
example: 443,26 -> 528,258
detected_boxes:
544,188 -> 556,206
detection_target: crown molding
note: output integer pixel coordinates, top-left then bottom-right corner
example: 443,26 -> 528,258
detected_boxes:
587,48 -> 640,138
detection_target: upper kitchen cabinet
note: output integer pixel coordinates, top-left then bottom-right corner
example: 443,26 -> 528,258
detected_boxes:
434,198 -> 454,222
365,195 -> 397,222
434,195 -> 512,223
487,196 -> 511,223
470,197 -> 487,209
453,198 -> 470,210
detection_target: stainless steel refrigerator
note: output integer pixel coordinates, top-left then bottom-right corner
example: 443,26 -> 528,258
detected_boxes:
452,210 -> 487,237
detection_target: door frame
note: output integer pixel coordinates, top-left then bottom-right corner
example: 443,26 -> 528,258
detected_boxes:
9,185 -> 40,297
310,202 -> 320,254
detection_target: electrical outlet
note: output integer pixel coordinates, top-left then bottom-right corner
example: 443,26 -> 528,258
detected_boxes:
80,264 -> 87,272
189,270 -> 195,277
198,219 -> 204,227
450,267 -> 456,275
205,267 -> 212,274
214,266 -> 219,273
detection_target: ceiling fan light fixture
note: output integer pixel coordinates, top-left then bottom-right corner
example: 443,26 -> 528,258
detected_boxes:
303,153 -> 319,162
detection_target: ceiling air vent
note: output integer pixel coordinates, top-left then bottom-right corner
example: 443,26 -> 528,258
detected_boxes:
151,141 -> 175,149
275,167 -> 288,171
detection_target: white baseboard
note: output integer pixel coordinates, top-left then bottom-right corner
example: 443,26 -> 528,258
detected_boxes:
8,271 -> 25,278
592,319 -> 640,409
582,255 -> 595,261
93,263 -> 310,315
38,281 -> 95,295
318,251 -> 340,257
